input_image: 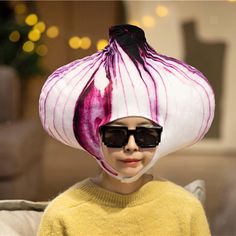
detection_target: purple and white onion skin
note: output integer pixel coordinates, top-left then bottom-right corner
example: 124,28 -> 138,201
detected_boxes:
39,25 -> 215,183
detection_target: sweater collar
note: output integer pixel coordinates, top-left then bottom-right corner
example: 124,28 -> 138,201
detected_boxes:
72,178 -> 168,208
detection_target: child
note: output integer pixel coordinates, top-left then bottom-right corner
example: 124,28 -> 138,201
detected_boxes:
37,24 -> 215,235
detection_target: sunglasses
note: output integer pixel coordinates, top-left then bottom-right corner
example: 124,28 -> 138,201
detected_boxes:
100,125 -> 163,148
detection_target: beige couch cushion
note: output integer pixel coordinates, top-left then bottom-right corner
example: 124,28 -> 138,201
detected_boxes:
0,210 -> 43,236
0,200 -> 48,236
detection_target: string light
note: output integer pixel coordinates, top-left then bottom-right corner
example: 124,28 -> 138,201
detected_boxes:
23,41 -> 35,52
96,39 -> 108,51
25,14 -> 38,26
34,22 -> 46,33
69,36 -> 81,49
11,4 -> 118,55
14,3 -> 26,15
46,26 -> 59,38
128,20 -> 141,28
36,44 -> 48,56
11,2 -> 174,53
142,15 -> 155,28
80,37 -> 91,49
9,30 -> 20,42
28,29 -> 41,42
155,5 -> 169,17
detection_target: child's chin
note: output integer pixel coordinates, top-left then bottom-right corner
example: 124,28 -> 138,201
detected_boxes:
119,167 -> 143,177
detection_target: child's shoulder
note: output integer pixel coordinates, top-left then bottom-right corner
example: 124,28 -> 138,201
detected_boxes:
43,178 -> 90,216
152,177 -> 203,206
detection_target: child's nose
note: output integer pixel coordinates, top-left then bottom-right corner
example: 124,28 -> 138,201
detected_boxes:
124,135 -> 139,152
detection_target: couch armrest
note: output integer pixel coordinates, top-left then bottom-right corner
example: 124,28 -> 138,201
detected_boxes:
184,179 -> 206,205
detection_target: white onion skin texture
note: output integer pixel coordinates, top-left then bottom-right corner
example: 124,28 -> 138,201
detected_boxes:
39,25 -> 215,183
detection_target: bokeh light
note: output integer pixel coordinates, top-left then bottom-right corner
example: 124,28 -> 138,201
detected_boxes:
36,44 -> 48,56
46,26 -> 59,38
9,31 -> 20,42
14,3 -> 26,15
28,29 -> 41,42
68,36 -> 81,49
23,41 -> 35,52
127,20 -> 141,27
80,37 -> 91,49
142,15 -> 155,28
96,39 -> 108,51
155,5 -> 169,17
25,14 -> 38,26
34,22 -> 46,33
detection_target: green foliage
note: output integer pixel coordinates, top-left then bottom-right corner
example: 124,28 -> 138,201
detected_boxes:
0,2 -> 45,79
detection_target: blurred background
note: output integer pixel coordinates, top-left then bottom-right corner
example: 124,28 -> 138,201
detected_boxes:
0,1 -> 236,235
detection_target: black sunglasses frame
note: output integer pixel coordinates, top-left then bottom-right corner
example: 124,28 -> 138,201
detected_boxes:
100,125 -> 163,148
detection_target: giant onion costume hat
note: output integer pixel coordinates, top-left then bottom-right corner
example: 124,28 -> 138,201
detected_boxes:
39,24 -> 215,183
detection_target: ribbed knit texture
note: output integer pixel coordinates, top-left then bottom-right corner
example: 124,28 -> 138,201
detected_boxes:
37,178 -> 211,236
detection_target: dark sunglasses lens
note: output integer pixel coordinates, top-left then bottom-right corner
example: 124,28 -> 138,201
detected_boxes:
102,127 -> 127,147
135,127 -> 161,147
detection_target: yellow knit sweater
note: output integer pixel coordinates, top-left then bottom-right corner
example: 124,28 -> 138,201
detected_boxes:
37,178 -> 211,236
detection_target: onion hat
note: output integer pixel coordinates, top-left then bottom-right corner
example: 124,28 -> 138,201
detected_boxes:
39,24 -> 215,183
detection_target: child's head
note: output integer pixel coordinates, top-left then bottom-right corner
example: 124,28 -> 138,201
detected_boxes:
99,116 -> 162,178
39,24 -> 215,183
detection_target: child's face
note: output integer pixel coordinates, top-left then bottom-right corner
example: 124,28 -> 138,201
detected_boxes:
100,117 -> 159,177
